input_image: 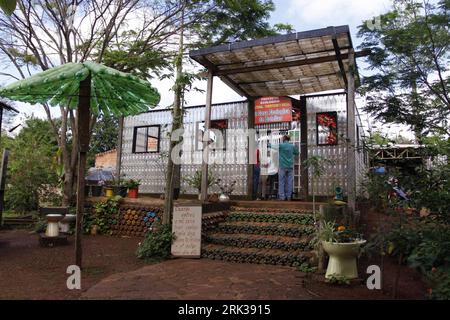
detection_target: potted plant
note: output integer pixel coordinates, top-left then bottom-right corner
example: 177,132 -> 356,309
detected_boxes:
91,180 -> 104,197
184,170 -> 216,200
110,176 -> 127,197
215,179 -> 237,202
104,180 -> 115,198
319,221 -> 366,279
126,179 -> 141,198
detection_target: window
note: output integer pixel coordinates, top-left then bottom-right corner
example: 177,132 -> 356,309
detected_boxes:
316,112 -> 338,146
196,119 -> 228,151
132,125 -> 160,153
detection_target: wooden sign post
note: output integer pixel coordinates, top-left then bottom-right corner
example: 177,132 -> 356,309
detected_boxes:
171,205 -> 202,258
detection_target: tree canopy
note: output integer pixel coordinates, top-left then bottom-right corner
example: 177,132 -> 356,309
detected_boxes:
358,0 -> 450,138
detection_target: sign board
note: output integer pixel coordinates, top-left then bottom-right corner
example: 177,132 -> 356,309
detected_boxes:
171,205 -> 202,258
255,96 -> 292,125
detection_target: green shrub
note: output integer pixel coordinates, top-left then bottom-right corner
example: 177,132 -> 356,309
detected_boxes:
136,222 -> 175,261
426,267 -> 450,300
83,196 -> 121,234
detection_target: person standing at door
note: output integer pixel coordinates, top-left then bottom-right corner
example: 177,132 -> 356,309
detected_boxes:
277,135 -> 299,201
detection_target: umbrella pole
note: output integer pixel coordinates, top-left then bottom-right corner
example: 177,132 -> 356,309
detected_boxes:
75,74 -> 91,269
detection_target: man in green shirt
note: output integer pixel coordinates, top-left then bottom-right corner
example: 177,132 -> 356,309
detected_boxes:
277,135 -> 299,200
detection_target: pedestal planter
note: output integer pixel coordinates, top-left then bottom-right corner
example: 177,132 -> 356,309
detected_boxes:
45,214 -> 64,237
322,240 -> 366,279
59,214 -> 76,233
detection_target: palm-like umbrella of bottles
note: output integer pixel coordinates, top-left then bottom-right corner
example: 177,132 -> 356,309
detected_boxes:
0,61 -> 160,267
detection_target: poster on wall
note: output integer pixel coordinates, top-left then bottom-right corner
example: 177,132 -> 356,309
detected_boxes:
316,112 -> 338,145
171,205 -> 202,258
255,96 -> 292,125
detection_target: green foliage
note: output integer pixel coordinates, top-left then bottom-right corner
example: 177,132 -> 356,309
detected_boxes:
302,156 -> 331,178
183,170 -> 216,192
0,0 -> 16,15
136,222 -> 175,261
191,0 -> 286,48
2,117 -> 60,212
326,274 -> 351,285
357,0 -> 450,136
88,114 -> 119,167
33,218 -> 47,233
297,262 -> 318,274
365,170 -> 391,210
426,267 -> 450,300
83,196 -> 122,235
124,179 -> 141,189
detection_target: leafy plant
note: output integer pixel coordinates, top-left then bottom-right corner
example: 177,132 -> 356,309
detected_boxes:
297,262 -> 318,274
184,170 -> 216,193
326,274 -> 351,285
83,196 -> 122,234
136,222 -> 175,261
124,179 -> 141,189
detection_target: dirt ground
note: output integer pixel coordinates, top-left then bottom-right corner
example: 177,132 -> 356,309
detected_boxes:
0,229 -> 146,299
0,228 -> 427,300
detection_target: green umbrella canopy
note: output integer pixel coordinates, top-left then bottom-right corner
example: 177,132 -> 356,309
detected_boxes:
0,61 -> 160,116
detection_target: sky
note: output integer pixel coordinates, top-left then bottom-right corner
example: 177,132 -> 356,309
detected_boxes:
1,0 -> 413,139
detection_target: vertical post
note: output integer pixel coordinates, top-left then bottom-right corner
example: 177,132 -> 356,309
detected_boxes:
200,70 -> 213,202
0,149 -> 9,227
346,50 -> 356,213
300,96 -> 308,200
116,116 -> 124,179
247,99 -> 255,199
75,74 -> 91,269
0,107 -> 3,144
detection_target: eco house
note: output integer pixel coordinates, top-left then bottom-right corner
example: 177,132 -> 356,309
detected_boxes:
117,25 -> 369,211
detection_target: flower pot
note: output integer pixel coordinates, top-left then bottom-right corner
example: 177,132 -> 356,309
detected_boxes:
91,185 -> 103,197
113,186 -> 128,197
219,193 -> 230,202
322,240 -> 366,279
128,187 -> 139,198
104,187 -> 114,198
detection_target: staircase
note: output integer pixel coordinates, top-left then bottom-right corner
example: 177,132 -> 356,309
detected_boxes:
201,206 -> 316,267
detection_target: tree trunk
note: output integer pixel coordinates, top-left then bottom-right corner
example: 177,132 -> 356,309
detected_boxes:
163,4 -> 185,225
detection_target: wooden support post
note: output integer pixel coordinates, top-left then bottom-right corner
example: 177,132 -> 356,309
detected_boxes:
116,116 -> 124,179
200,70 -> 213,202
346,50 -> 356,214
300,96 -> 308,200
0,149 -> 9,227
75,74 -> 91,269
247,99 -> 255,200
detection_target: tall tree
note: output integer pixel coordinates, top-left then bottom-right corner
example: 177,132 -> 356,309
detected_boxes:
0,0 -> 196,205
88,114 -> 119,167
3,117 -> 59,212
161,0 -> 293,222
358,0 -> 450,138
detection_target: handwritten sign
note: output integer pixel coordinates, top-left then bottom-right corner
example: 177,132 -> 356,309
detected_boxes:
255,96 -> 292,125
171,205 -> 202,258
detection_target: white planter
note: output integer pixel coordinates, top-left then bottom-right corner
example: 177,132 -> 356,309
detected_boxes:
45,214 -> 64,237
322,240 -> 366,279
